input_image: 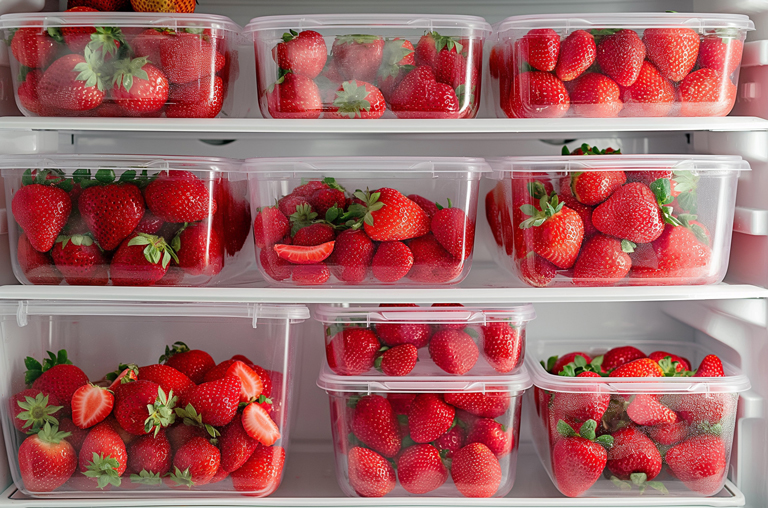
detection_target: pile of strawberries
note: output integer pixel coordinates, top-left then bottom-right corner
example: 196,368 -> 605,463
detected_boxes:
253,178 -> 475,285
325,303 -> 524,376
66,0 -> 196,14
9,8 -> 233,117
486,145 -> 713,287
490,25 -> 743,118
12,344 -> 285,494
330,390 -> 518,497
535,346 -> 735,497
260,29 -> 481,119
12,166 -> 250,286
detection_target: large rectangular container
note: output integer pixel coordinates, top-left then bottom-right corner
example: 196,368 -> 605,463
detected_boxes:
485,154 -> 748,287
317,362 -> 531,498
0,12 -> 241,118
488,13 -> 754,118
245,14 -> 490,119
0,155 -> 255,287
244,157 -> 488,286
0,300 -> 309,497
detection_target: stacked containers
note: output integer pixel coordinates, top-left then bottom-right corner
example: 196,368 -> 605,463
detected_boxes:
245,15 -> 491,119
0,300 -> 309,496
315,303 -> 534,497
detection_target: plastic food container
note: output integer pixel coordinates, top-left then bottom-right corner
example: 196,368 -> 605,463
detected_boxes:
0,12 -> 241,118
315,303 -> 535,377
244,157 -> 488,286
526,339 -> 750,498
317,362 -> 531,498
0,155 -> 254,287
0,299 -> 309,497
485,155 -> 748,287
488,13 -> 754,118
245,14 -> 491,119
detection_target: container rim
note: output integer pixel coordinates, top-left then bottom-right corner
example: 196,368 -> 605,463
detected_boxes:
0,154 -> 243,173
244,14 -> 492,34
314,303 -> 536,325
493,13 -> 754,33
317,362 -> 532,394
0,12 -> 242,31
243,157 -> 491,174
486,155 -> 750,174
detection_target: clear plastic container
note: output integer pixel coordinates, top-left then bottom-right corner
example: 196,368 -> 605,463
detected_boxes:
244,14 -> 491,119
0,299 -> 309,497
244,157 -> 489,286
315,303 -> 535,377
485,155 -> 748,287
0,155 -> 254,287
488,13 -> 754,118
526,339 -> 750,498
0,12 -> 241,118
317,362 -> 531,498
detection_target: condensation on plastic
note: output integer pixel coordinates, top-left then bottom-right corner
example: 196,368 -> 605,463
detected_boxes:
314,303 -> 535,325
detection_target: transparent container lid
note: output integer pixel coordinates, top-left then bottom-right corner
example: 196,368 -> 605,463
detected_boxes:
244,157 -> 490,179
0,11 -> 242,32
0,154 -> 243,176
315,303 -> 535,326
317,362 -> 532,395
493,12 -> 754,33
245,14 -> 491,34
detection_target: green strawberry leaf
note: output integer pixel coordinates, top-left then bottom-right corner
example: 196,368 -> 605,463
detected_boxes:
647,481 -> 669,494
611,476 -> 633,491
95,168 -> 116,184
595,434 -> 614,449
119,170 -> 136,183
579,419 -> 597,441
545,355 -> 558,372
556,419 -> 577,438
621,239 -> 636,253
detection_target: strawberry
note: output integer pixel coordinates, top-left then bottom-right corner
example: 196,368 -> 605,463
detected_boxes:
18,69 -> 45,116
407,233 -> 463,283
375,319 -> 430,349
397,444 -> 448,494
429,329 -> 479,375
131,0 -> 194,12
481,322 -> 522,373
592,182 -> 668,244
111,56 -> 168,116
359,188 -> 430,241
309,184 -> 346,218
39,50 -> 105,112
451,442 -> 502,498
165,422 -> 206,452
376,38 -> 414,100
671,392 -> 735,425
415,31 -> 461,69
292,224 -> 335,247
160,341 -> 215,384
168,436 -> 220,487
552,420 -> 612,497
610,358 -> 663,377
509,71 -> 570,118
26,350 -> 88,415
627,393 -> 678,426
266,72 -> 322,119
129,28 -> 171,66
695,354 -> 725,377
408,393 -> 455,443
113,380 -> 176,436
620,61 -> 675,117
650,224 -> 711,273
11,389 -> 62,433
351,394 -> 401,457
347,446 -> 395,497
558,183 -> 597,238
173,222 -> 224,277
78,421 -> 128,489
144,170 -> 215,223
71,384 -> 113,429
519,194 -> 584,269
12,182 -> 72,253
10,27 -> 58,69
166,75 -> 224,118
230,444 -> 285,494
389,66 -> 460,119
227,361 -> 264,403
648,420 -> 688,446
253,206 -> 290,249
485,189 -> 504,247
434,425 -> 465,458
128,430 -> 171,478
567,170 -> 626,206
698,35 -> 744,76
607,427 -> 662,483
212,178 -> 251,256
110,233 -> 177,286
549,352 -> 592,374
431,201 -> 474,260
278,194 -> 310,217
370,241 -> 413,282
325,80 -> 386,119
159,34 -> 222,84
137,364 -> 195,399
274,30 -> 327,78
202,359 -> 236,383
569,73 -> 622,117
679,68 -> 736,117
648,351 -> 691,372
556,30 -> 596,81
666,435 -> 727,495
515,28 -> 559,72
218,416 -> 258,472
180,376 -> 240,427
602,345 -> 645,372
292,263 -> 330,284
275,241 -> 334,264
332,35 -> 384,83
242,401 -> 280,446
596,29 -> 646,87
50,234 -> 108,286
134,211 -> 164,234
572,234 -> 632,286
376,344 -> 418,376
551,371 -> 609,424
517,252 -> 558,287
466,418 -> 512,458
444,392 -> 509,418
59,417 -> 88,452
406,195 -> 437,218
18,423 -> 77,492
643,28 -> 700,82
260,247 -> 292,281
434,47 -> 472,90
79,181 -> 145,251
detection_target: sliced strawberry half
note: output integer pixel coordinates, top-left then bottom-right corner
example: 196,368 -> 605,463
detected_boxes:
274,241 -> 335,264
107,364 -> 138,391
242,402 -> 281,446
71,384 -> 114,429
226,361 -> 264,403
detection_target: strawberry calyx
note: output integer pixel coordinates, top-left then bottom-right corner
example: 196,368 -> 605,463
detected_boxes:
425,31 -> 463,54
557,354 -> 607,377
127,232 -> 178,269
105,363 -> 139,391
280,29 -> 300,43
36,421 -> 71,444
73,168 -> 154,190
378,39 -> 414,79
130,469 -> 163,486
87,26 -> 124,61
74,46 -> 107,92
356,189 -> 386,228
695,421 -> 723,436
620,239 -> 636,253
16,394 -> 63,434
56,233 -> 98,250
562,143 -> 622,156
167,466 -> 195,488
24,349 -> 72,386
21,168 -> 73,192
649,178 -> 683,227
610,473 -> 668,495
657,356 -> 693,377
83,451 -> 122,489
159,341 -> 190,362
335,34 -> 382,46
111,56 -> 150,93
519,194 -> 563,229
671,170 -> 699,214
332,80 -> 374,119
435,198 -> 453,211
144,387 -> 177,437
173,403 -> 220,439
289,203 -> 319,236
558,419 -> 614,449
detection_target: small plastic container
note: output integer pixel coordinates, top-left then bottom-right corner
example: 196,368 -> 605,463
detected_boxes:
526,339 -> 750,498
317,362 -> 531,498
485,155 -> 749,287
0,12 -> 241,118
244,157 -> 489,286
244,14 -> 491,119
0,154 -> 254,287
315,303 -> 535,377
488,13 -> 754,118
0,299 -> 310,497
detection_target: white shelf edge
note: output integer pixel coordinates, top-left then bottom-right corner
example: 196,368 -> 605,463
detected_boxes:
734,206 -> 768,236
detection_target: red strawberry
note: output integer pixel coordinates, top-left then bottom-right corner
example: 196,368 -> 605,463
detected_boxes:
159,34 -> 221,84
113,380 -> 175,436
572,234 -> 632,286
134,211 -> 164,234
160,341 -> 215,384
596,29 -> 646,87
650,224 -> 711,273
78,421 -> 128,489
242,401 -> 280,446
429,328 -> 479,375
144,170 -> 215,223
407,233 -> 463,283
602,345 -> 646,372
408,393 -> 455,443
260,248 -> 292,281
347,447 -> 395,497
558,183 -> 596,239
519,194 -> 584,269
230,444 -> 285,494
50,234 -> 108,286
12,184 -> 72,253
550,352 -> 592,374
568,170 -> 626,206
648,351 -> 691,372
27,351 -> 88,415
267,73 -> 322,119
698,35 -> 744,76
607,427 -> 662,481
165,422 -> 206,452
434,425 -> 465,458
227,361 -> 264,403
173,222 -> 224,277
58,417 -> 87,453
202,359 -> 236,383
181,376 -> 240,427
376,344 -> 418,376
666,435 -> 727,495
110,233 -> 176,286
71,384 -> 113,429
351,394 -> 401,457
552,371 -> 609,423
309,184 -> 346,218
325,80 -> 386,119
434,47 -> 472,90
375,319 -> 430,349
371,241 -> 413,282
610,358 -> 663,378
481,322 -> 522,373
292,224 -> 335,248
627,393 -> 678,426
515,28 -> 559,72
278,194 -> 310,217
695,354 -> 725,377
328,229 -> 374,283
644,28 -> 700,82
620,61 -> 675,117
165,75 -> 224,118
414,31 -> 461,69
127,430 -> 171,478
485,189 -> 504,247
332,35 -> 384,83
451,443 -> 502,498
397,444 -> 448,494
18,69 -> 45,115
360,188 -> 430,241
212,178 -> 251,256
389,66 -> 460,119
79,182 -> 144,251
253,206 -> 290,249
59,7 -> 96,52
592,183 -> 666,244
647,420 -> 688,446
569,73 -> 622,117
10,389 -> 62,433
129,28 -> 171,66
509,71 -> 570,118
219,416 -> 258,472
407,194 -> 439,218
517,252 -> 558,287
292,262 -> 330,284
679,68 -> 736,117
274,29 -> 327,78
444,392 -> 510,419
431,202 -> 474,260
18,423 -> 77,492
376,38 -> 414,100
112,57 -> 168,116
467,418 -> 512,458
552,420 -> 610,497
39,51 -> 105,112
137,364 -> 195,399
168,436 -> 220,487
10,27 -> 57,69
556,30 -> 596,81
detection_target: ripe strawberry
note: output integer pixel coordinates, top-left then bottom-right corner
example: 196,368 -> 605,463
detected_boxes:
376,344 -> 418,376
648,351 -> 691,372
434,46 -> 473,90
644,28 -> 700,82
376,38 -> 414,100
375,319 -> 430,350
695,354 -> 725,377
291,262 -> 330,285
679,68 -> 736,117
552,420 -> 611,497
201,359 -> 236,383
131,0 -> 194,12
407,233 -> 463,283
50,234 -> 107,286
359,188 -> 430,241
549,352 -> 592,374
181,376 -> 240,427
138,364 -> 195,399
11,389 -> 62,433
407,194 -> 438,218
332,35 -> 384,83
260,247 -> 292,281
134,211 -> 163,235
110,233 -> 177,286
71,384 -> 113,429
39,50 -> 105,112
229,444 -> 285,494
253,206 -> 290,249
292,223 -> 335,247
552,371 -> 609,423
698,35 -> 744,76
648,420 -> 688,446
568,170 -> 626,206
370,241 -> 413,282
144,170 -> 215,223
592,183 -> 666,244
325,229 -> 372,282
414,31 -> 460,69
18,423 -> 77,492
572,234 -> 632,286
79,182 -> 144,251
110,56 -> 168,115
309,184 -> 346,218
160,341 -> 215,384
431,202 -> 474,260
168,436 -> 220,487
596,29 -> 646,87
78,421 -> 128,489
481,322 -> 522,373
325,80 -> 386,119
517,252 -> 558,287
242,401 -> 280,446
519,194 -> 584,269
429,329 -> 479,375
347,446 -> 395,497
607,427 -> 662,481
159,34 -> 221,84
620,61 -> 675,117
515,28 -> 559,72
218,416 -> 258,472
166,75 -> 224,118
451,443 -> 502,498
59,416 -> 88,452
666,435 -> 727,495
558,185 -> 596,239
602,345 -> 645,372
509,71 -> 570,118
444,392 -> 510,418
466,418 -> 512,458
10,27 -> 58,69
18,69 -> 45,116
651,223 -> 712,274
569,73 -> 622,117
556,30 -> 596,81
397,444 -> 448,494
267,72 -> 322,118
275,241 -> 334,264
278,194 -> 310,217
408,393 -> 455,443
485,189 -> 504,247
128,430 -> 171,477
610,358 -> 664,378
27,350 -> 88,415
389,66 -> 460,119
433,425 -> 465,458
12,183 -> 72,253
212,178 -> 251,256
226,361 -> 264,403
627,393 -> 678,426
351,394 -> 401,457
173,222 -> 224,277
274,29 -> 327,78
113,380 -> 176,436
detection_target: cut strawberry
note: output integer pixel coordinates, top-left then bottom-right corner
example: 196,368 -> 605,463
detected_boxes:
226,361 -> 264,403
71,384 -> 114,430
242,402 -> 281,446
274,241 -> 334,264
